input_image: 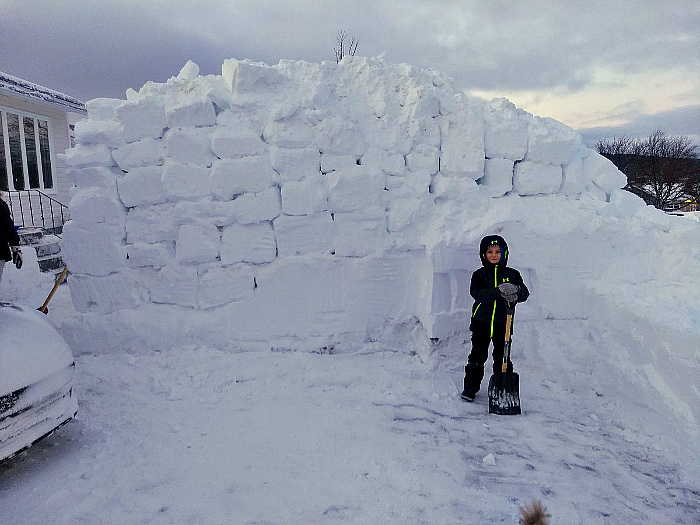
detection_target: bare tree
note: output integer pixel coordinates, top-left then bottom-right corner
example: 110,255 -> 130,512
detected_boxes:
597,130 -> 699,210
335,30 -> 359,63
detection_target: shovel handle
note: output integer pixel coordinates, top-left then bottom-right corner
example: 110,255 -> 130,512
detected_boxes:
38,266 -> 68,313
502,312 -> 513,373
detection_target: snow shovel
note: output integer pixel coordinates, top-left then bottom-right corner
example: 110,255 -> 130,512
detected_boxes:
38,266 -> 68,315
488,305 -> 521,415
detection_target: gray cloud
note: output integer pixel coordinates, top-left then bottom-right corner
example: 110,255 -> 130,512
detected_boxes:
2,0 -> 698,140
577,105 -> 700,146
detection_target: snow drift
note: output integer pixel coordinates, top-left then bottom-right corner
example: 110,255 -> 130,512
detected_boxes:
60,56 -> 699,456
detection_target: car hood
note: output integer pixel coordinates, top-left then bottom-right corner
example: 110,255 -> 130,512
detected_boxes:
0,303 -> 75,395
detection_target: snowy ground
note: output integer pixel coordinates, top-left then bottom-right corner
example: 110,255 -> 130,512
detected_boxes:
1,285 -> 698,524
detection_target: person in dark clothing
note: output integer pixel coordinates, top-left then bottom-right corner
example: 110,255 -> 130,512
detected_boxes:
461,235 -> 529,402
0,192 -> 22,284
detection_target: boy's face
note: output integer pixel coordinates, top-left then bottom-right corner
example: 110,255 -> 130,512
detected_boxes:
485,245 -> 501,264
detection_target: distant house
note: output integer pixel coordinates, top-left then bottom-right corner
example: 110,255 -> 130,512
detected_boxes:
0,71 -> 86,233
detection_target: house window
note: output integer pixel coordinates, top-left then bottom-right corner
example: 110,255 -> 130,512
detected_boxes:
0,107 -> 55,192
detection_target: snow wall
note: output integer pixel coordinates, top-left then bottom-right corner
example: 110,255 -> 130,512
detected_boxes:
60,56 -> 700,449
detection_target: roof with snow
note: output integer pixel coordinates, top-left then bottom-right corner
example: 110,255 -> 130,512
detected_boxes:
0,71 -> 86,114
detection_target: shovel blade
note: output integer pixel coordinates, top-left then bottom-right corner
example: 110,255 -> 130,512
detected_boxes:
488,372 -> 521,415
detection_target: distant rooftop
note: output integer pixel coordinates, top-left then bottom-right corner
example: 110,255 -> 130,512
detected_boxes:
0,71 -> 86,114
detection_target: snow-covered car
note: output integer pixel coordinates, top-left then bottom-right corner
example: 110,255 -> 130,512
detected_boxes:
0,302 -> 78,462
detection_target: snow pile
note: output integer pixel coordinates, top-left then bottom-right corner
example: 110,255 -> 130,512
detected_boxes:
59,57 -> 700,455
61,56 -> 625,346
0,248 -> 55,307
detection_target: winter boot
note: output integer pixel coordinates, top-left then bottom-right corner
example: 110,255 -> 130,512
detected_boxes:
461,362 -> 484,402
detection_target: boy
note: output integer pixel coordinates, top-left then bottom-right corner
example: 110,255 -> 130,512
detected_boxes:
461,235 -> 529,402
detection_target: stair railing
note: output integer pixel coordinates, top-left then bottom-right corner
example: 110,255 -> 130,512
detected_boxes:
5,189 -> 68,238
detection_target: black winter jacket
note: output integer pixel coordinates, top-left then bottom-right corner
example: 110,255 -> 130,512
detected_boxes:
469,235 -> 529,333
0,198 -> 20,262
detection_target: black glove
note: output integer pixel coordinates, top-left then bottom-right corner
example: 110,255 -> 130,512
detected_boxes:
11,247 -> 22,270
498,282 -> 519,303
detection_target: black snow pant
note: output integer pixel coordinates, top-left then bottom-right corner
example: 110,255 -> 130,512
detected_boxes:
463,320 -> 512,394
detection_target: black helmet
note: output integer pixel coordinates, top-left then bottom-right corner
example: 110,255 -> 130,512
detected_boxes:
479,235 -> 509,266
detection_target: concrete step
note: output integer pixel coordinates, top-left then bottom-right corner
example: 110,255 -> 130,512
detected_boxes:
18,227 -> 45,245
38,254 -> 64,274
33,234 -> 62,258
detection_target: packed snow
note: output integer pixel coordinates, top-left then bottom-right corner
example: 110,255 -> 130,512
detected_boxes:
1,56 -> 698,523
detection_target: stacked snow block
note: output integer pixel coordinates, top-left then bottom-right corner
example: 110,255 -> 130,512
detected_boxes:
61,57 -> 633,349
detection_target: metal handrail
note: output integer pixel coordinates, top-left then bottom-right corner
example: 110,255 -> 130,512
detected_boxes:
5,189 -> 68,238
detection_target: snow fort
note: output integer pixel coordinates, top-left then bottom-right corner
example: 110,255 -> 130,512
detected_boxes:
61,56 -> 698,400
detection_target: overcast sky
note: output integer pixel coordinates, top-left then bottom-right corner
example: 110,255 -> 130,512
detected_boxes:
2,0 -> 698,145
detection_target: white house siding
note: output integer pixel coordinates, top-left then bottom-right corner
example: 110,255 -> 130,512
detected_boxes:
0,93 -> 75,230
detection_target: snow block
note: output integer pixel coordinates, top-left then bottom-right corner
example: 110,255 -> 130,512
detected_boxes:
222,59 -> 287,101
126,203 -> 179,244
408,117 -> 441,147
363,148 -> 405,176
406,144 -> 440,175
452,270 -> 472,309
63,144 -> 115,168
85,98 -> 122,121
149,264 -> 198,308
211,126 -> 267,159
281,174 -> 328,216
198,265 -> 256,309
231,186 -> 282,224
484,98 -> 529,160
116,97 -> 167,143
316,117 -> 365,156
117,166 -> 167,207
585,180 -> 609,202
173,197 -> 238,228
327,167 -> 384,213
481,158 -> 514,197
269,146 -> 321,184
273,214 -> 335,257
609,189 -> 647,216
405,87 -> 440,119
61,222 -> 125,277
176,223 -> 221,263
320,154 -> 358,174
439,98 -> 485,178
209,157 -> 275,200
561,155 -> 584,196
583,152 -> 628,194
333,211 -> 388,257
69,187 -> 126,230
526,116 -> 582,166
431,174 -> 480,203
430,272 -> 451,313
513,161 -> 563,196
67,166 -> 120,193
263,118 -> 316,149
161,161 -> 211,201
69,272 -> 140,314
177,60 -> 200,80
386,196 -> 423,232
125,242 -> 174,269
112,138 -> 167,171
165,94 -> 217,128
221,222 -> 277,264
73,119 -> 124,148
430,242 -> 480,273
165,127 -> 214,167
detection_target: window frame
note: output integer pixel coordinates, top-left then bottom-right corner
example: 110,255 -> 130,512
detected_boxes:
0,106 -> 58,195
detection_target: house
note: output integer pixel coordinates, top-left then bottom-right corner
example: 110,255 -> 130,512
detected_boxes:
0,71 -> 86,234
